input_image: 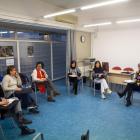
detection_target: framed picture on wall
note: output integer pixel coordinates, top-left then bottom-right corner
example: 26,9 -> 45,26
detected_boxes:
27,46 -> 34,57
0,46 -> 6,59
5,46 -> 14,58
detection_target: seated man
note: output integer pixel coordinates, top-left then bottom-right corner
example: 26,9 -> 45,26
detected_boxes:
31,61 -> 61,102
0,97 -> 35,135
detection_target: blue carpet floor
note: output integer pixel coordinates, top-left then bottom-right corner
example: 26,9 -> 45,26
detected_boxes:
1,78 -> 140,140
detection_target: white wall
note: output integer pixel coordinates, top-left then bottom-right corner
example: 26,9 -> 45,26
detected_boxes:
92,26 -> 140,71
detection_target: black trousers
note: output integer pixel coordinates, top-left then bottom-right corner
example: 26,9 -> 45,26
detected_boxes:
123,83 -> 140,99
69,77 -> 78,92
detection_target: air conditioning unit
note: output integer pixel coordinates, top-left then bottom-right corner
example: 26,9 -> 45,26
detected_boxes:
55,14 -> 78,24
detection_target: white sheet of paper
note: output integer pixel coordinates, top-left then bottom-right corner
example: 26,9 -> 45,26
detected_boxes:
69,75 -> 77,77
123,80 -> 135,83
6,59 -> 14,66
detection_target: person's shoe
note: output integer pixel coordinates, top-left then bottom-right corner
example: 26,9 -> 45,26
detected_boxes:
19,126 -> 35,135
53,89 -> 61,97
126,98 -> 132,106
107,89 -> 112,94
27,103 -> 36,109
28,108 -> 39,114
17,111 -> 32,124
31,102 -> 39,108
47,95 -> 55,102
101,93 -> 106,99
117,92 -> 125,98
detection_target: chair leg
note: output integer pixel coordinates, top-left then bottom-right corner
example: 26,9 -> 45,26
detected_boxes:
82,80 -> 84,93
0,124 -> 6,140
11,118 -> 15,128
68,82 -> 70,95
34,83 -> 37,104
94,81 -> 95,96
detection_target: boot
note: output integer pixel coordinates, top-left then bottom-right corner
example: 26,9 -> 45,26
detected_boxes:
17,111 -> 32,124
47,95 -> 55,102
53,89 -> 61,97
117,92 -> 125,98
126,98 -> 132,106
19,126 -> 35,135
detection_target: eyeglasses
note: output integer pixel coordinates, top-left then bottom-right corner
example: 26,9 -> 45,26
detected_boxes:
37,66 -> 42,67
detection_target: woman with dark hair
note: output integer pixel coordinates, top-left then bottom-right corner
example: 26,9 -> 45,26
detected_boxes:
31,61 -> 61,102
117,63 -> 140,106
67,60 -> 82,95
2,66 -> 39,114
92,61 -> 112,99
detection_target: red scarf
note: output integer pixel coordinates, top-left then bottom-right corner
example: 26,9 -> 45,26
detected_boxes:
36,68 -> 46,95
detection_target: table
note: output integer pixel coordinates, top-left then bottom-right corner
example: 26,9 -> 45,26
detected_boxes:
88,69 -> 135,86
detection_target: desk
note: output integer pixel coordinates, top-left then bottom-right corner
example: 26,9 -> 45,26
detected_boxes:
88,69 -> 135,86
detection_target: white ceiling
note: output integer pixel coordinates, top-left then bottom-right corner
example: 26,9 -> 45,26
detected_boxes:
40,0 -> 140,20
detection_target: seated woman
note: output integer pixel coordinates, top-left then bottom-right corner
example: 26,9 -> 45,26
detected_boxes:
2,66 -> 39,114
117,63 -> 140,106
92,61 -> 112,99
31,61 -> 61,102
0,97 -> 35,135
67,60 -> 82,95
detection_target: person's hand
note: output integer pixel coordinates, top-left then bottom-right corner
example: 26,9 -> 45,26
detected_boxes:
40,69 -> 45,73
72,73 -> 76,75
15,88 -> 22,91
137,83 -> 140,86
15,72 -> 19,77
77,77 -> 79,80
1,99 -> 9,105
99,74 -> 103,77
42,78 -> 47,81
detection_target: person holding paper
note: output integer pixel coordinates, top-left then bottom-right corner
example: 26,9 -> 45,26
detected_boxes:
67,60 -> 82,95
2,66 -> 39,114
31,61 -> 61,102
0,97 -> 35,135
117,63 -> 140,106
92,61 -> 112,99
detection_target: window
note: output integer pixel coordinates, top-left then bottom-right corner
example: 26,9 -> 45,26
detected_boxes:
0,29 -> 14,38
52,34 -> 66,42
17,31 -> 50,41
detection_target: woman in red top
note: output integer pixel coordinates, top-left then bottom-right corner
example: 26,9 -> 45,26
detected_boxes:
31,61 -> 61,102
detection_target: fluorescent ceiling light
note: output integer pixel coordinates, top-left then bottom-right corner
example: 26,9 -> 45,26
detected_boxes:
116,19 -> 140,23
43,9 -> 75,18
0,32 -> 7,33
81,0 -> 128,10
84,22 -> 112,27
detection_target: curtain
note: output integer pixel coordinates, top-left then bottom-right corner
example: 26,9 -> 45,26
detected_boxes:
66,30 -> 77,84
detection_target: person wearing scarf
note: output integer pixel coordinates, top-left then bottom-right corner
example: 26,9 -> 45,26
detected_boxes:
31,61 -> 61,102
117,63 -> 140,106
67,60 -> 82,95
92,61 -> 112,99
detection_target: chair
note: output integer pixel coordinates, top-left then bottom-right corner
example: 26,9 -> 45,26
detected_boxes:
124,90 -> 140,102
33,133 -> 44,140
18,73 -> 30,88
123,68 -> 134,72
112,67 -> 122,70
30,76 -> 39,104
0,76 -> 3,83
91,76 -> 109,96
66,76 -> 84,95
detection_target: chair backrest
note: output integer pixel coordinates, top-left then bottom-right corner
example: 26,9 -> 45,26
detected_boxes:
18,73 -> 29,86
112,67 -> 122,70
123,68 -> 134,72
0,85 -> 4,98
0,76 -> 3,83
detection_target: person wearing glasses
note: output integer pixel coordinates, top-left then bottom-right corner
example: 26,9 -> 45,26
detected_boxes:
31,61 -> 61,102
2,66 -> 39,114
117,63 -> 140,106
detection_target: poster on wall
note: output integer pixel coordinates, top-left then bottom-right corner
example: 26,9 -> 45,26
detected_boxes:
27,46 -> 34,57
5,46 -> 14,58
6,59 -> 14,66
0,46 -> 6,59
